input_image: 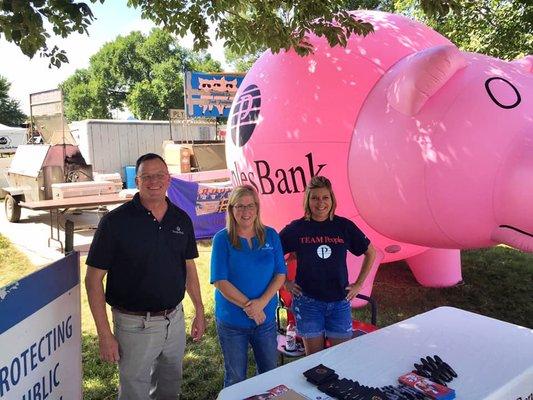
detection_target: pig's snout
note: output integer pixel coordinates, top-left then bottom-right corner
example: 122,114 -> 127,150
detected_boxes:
492,134 -> 533,252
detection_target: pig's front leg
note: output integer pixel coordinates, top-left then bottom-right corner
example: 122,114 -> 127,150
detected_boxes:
405,248 -> 462,287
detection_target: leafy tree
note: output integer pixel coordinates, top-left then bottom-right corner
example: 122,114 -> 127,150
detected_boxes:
1,0 -> 456,67
223,0 -> 394,72
60,28 -> 221,121
61,70 -> 110,119
5,1 -> 527,69
226,0 -> 532,72
0,0 -> 99,67
0,75 -> 26,126
343,0 -> 396,12
131,0 -> 376,57
224,47 -> 262,73
395,0 -> 532,60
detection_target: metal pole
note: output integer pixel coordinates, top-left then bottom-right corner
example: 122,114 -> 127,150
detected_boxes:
60,90 -> 67,181
183,71 -> 188,143
168,109 -> 173,140
65,219 -> 74,253
28,93 -> 34,143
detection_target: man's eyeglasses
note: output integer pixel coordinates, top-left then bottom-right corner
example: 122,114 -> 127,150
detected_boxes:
137,173 -> 169,182
234,203 -> 257,212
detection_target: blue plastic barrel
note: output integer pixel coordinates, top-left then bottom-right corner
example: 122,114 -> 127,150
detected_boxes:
124,165 -> 136,189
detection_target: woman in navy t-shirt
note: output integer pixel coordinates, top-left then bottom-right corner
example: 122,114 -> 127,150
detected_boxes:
279,176 -> 376,355
211,185 -> 286,386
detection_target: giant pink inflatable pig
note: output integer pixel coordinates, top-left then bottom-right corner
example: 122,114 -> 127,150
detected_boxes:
225,11 -> 533,301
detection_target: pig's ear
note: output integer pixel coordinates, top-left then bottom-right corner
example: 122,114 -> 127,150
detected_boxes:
512,55 -> 533,73
387,45 -> 467,116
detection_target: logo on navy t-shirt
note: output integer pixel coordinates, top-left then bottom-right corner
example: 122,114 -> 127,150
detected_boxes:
317,245 -> 332,259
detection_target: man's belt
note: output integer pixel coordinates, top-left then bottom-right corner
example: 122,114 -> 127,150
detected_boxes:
114,306 -> 177,317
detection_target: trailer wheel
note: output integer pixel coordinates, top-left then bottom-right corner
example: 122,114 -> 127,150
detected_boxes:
5,194 -> 21,223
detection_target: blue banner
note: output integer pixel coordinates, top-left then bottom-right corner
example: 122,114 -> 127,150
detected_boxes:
184,71 -> 246,118
0,253 -> 79,335
167,177 -> 232,239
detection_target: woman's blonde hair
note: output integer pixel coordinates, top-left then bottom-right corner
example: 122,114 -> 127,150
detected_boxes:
226,185 -> 266,249
303,176 -> 337,221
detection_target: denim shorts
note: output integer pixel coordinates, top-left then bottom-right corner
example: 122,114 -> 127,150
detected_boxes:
292,294 -> 353,339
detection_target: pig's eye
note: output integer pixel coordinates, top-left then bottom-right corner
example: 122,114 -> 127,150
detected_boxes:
485,77 -> 521,109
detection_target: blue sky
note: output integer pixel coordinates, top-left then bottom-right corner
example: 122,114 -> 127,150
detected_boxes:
0,2 -> 226,115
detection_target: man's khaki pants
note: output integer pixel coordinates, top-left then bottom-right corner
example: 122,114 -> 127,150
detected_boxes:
112,304 -> 185,400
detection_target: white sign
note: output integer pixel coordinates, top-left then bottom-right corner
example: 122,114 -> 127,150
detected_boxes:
0,126 -> 26,154
0,253 -> 82,400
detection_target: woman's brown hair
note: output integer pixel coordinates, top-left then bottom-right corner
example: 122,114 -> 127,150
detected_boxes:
303,176 -> 337,221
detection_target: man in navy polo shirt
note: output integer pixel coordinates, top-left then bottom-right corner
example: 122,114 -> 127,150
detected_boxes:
85,153 -> 205,400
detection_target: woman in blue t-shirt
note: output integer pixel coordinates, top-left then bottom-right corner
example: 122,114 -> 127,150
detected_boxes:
279,176 -> 376,355
210,185 -> 286,387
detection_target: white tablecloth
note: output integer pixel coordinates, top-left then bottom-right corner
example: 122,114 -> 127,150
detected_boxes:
217,306 -> 533,400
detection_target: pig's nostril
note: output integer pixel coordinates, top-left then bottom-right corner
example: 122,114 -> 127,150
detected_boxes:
385,245 -> 401,253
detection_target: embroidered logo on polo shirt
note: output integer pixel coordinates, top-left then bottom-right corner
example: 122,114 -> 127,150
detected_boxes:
317,245 -> 332,259
172,226 -> 184,235
261,243 -> 273,250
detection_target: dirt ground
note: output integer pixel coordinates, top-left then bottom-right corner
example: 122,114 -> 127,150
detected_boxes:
0,201 -> 107,267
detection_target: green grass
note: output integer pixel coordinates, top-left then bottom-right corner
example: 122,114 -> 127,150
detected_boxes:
1,236 -> 531,399
366,246 -> 533,328
0,234 -> 34,286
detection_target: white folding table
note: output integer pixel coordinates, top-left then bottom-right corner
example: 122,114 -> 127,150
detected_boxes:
217,306 -> 533,400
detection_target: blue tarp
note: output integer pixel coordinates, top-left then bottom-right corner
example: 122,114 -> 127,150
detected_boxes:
167,177 -> 232,239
